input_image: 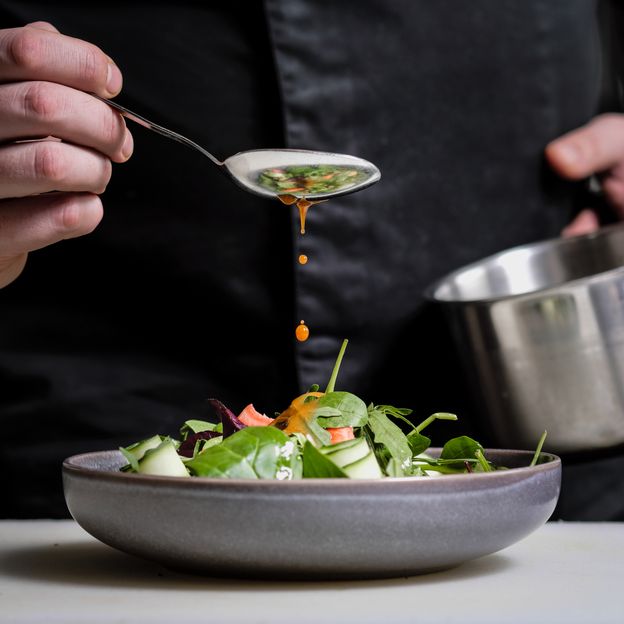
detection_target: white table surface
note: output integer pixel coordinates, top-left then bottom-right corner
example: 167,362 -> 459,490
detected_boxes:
1,520 -> 622,624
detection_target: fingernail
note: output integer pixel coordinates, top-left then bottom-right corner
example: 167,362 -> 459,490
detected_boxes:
556,142 -> 583,165
106,61 -> 123,96
121,129 -> 134,160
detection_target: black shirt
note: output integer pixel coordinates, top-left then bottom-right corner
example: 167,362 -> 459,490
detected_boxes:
0,0 -> 622,519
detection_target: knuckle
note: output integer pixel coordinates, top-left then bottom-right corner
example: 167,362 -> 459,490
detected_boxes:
8,28 -> 45,71
21,82 -> 59,122
33,143 -> 65,184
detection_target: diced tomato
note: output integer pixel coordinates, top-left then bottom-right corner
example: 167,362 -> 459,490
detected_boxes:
238,403 -> 274,427
327,426 -> 355,444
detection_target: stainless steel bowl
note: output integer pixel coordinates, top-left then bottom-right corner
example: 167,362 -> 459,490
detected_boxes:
427,224 -> 624,453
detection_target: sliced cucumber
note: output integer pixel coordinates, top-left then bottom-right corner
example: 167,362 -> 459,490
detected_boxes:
320,437 -> 369,467
343,451 -> 383,479
123,435 -> 163,461
138,439 -> 189,477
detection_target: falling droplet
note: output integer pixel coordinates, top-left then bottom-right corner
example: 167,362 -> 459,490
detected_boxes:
295,320 -> 310,342
298,254 -> 308,265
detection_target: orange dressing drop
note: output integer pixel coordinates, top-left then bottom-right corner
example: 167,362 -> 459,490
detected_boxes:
298,254 -> 308,265
295,198 -> 313,234
295,320 -> 309,342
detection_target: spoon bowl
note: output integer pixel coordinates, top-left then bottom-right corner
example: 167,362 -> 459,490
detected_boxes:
95,96 -> 381,201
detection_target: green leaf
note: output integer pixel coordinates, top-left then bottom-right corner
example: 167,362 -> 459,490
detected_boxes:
314,392 -> 368,428
405,430 -> 431,456
302,441 -> 348,478
374,405 -> 414,429
180,419 -> 222,441
440,435 -> 484,462
186,427 -> 301,479
367,408 -> 412,472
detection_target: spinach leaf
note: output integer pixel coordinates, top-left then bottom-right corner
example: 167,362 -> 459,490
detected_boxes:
302,441 -> 348,478
314,392 -> 368,428
366,408 -> 412,472
186,427 -> 301,480
406,430 -> 431,456
440,435 -> 484,463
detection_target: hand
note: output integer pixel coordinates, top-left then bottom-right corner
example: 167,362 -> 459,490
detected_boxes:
545,113 -> 624,237
0,21 -> 133,288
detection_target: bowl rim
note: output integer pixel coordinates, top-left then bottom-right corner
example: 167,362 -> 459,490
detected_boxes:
62,448 -> 561,492
425,222 -> 624,306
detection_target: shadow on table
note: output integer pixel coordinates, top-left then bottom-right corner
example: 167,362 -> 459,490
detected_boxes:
0,539 -> 515,591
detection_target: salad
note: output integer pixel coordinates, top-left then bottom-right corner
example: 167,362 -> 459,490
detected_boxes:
257,164 -> 369,196
120,340 -> 546,479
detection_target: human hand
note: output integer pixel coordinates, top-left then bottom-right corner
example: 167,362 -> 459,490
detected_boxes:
546,113 -> 624,238
0,21 -> 133,288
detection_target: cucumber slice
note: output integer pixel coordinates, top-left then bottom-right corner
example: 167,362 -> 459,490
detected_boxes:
320,437 -> 370,468
343,451 -> 383,479
123,435 -> 163,461
138,439 -> 189,477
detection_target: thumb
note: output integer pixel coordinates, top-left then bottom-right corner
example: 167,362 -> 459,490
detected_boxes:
25,21 -> 61,33
561,208 -> 600,238
545,114 -> 624,180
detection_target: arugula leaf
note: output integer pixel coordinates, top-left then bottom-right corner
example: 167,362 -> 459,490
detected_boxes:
314,392 -> 368,428
302,441 -> 348,478
366,408 -> 412,472
186,427 -> 301,479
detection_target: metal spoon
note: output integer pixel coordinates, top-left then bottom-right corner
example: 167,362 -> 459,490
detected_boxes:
95,96 -> 381,201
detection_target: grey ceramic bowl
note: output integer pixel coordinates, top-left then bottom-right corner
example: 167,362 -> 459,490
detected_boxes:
63,449 -> 561,580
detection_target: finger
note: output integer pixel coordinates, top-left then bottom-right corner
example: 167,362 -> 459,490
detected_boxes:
25,21 -> 60,34
561,209 -> 600,238
0,81 -> 133,162
0,252 -> 27,288
546,114 -> 624,180
0,192 -> 103,258
600,172 -> 624,218
0,26 -> 122,98
0,140 -> 112,198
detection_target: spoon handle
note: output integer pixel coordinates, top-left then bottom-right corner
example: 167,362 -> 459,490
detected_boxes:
92,94 -> 223,166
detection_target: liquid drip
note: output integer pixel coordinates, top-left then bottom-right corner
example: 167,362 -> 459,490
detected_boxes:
295,320 -> 309,342
277,194 -> 321,235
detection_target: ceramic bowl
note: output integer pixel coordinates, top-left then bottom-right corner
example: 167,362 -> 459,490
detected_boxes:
63,449 -> 560,580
